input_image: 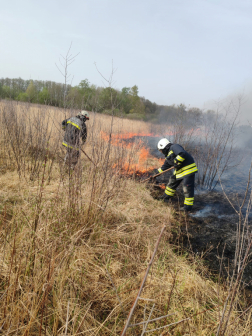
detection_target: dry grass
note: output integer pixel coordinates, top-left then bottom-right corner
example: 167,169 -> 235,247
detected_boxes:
0,101 -> 251,335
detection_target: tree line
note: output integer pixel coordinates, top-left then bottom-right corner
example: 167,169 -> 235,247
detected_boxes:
0,77 -> 204,124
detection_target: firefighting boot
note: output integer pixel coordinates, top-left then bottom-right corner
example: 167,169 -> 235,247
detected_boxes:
182,205 -> 193,213
159,194 -> 172,203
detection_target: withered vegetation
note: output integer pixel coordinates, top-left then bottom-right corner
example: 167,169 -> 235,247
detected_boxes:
0,101 -> 251,335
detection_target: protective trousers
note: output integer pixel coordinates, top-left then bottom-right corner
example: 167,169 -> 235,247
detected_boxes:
64,148 -> 80,169
164,174 -> 195,207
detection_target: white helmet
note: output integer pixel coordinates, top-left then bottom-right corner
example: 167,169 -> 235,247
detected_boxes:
157,138 -> 170,151
78,110 -> 90,119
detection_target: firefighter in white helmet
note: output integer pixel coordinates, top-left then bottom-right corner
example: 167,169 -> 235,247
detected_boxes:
62,110 -> 90,169
153,138 -> 198,212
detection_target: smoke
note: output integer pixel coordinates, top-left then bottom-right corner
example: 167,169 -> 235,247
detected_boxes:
236,83 -> 252,125
203,82 -> 252,126
201,84 -> 252,152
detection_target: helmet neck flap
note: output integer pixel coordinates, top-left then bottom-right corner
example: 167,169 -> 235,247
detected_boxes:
161,143 -> 172,156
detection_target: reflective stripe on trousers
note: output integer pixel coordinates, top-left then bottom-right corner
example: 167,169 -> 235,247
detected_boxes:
184,197 -> 194,206
164,174 -> 195,206
165,186 -> 176,196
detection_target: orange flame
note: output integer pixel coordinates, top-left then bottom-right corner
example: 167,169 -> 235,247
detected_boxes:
101,131 -> 160,141
100,127 -> 203,177
101,131 -> 164,175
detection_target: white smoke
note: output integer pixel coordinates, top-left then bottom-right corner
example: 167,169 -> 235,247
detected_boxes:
238,84 -> 252,125
203,82 -> 252,126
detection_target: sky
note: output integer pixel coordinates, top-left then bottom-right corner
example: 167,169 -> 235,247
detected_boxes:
1,0 -> 252,121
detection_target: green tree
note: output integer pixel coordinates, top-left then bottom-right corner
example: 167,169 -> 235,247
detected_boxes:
26,80 -> 37,103
17,92 -> 28,102
99,87 -> 119,112
46,82 -> 65,107
120,87 -> 132,114
88,85 -> 101,112
143,98 -> 157,114
129,85 -> 145,116
38,88 -> 50,104
66,87 -> 82,108
78,79 -> 90,91
78,79 -> 94,110
2,85 -> 12,98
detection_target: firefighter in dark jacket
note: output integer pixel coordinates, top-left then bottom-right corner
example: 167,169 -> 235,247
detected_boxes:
62,110 -> 89,168
154,138 -> 198,212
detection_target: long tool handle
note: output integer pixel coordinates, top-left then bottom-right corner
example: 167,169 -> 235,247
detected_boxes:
141,166 -> 174,183
80,148 -> 96,166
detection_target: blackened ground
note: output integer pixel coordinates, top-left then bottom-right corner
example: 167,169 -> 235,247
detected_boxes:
147,172 -> 252,295
127,136 -> 252,292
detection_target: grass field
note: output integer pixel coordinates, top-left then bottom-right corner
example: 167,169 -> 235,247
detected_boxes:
0,101 -> 251,335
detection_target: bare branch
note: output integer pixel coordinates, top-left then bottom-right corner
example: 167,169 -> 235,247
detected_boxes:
140,303 -> 155,336
129,313 -> 175,327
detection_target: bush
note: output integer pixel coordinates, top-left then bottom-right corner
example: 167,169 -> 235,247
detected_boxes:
17,92 -> 28,102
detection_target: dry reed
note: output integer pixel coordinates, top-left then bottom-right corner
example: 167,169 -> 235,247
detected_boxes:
0,101 -> 251,335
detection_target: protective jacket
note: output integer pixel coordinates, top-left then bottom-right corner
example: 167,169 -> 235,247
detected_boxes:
62,116 -> 87,150
158,143 -> 198,180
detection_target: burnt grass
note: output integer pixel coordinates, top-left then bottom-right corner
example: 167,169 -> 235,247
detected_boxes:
144,169 -> 252,298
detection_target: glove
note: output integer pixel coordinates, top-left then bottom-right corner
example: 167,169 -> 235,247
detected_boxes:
173,159 -> 181,169
150,169 -> 159,181
159,194 -> 172,203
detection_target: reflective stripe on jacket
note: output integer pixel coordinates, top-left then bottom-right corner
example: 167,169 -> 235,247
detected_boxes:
174,162 -> 198,179
62,141 -> 79,150
62,116 -> 86,150
158,143 -> 198,180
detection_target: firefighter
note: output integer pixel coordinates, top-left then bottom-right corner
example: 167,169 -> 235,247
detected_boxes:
153,138 -> 198,212
62,110 -> 89,169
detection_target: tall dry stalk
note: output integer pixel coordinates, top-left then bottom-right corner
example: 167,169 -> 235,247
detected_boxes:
216,162 -> 252,335
194,98 -> 241,190
0,101 -> 251,335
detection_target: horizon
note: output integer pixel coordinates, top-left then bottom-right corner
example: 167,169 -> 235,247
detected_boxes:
1,0 -> 252,123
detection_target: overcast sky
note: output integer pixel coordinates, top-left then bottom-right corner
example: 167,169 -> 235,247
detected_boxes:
1,0 -> 252,120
